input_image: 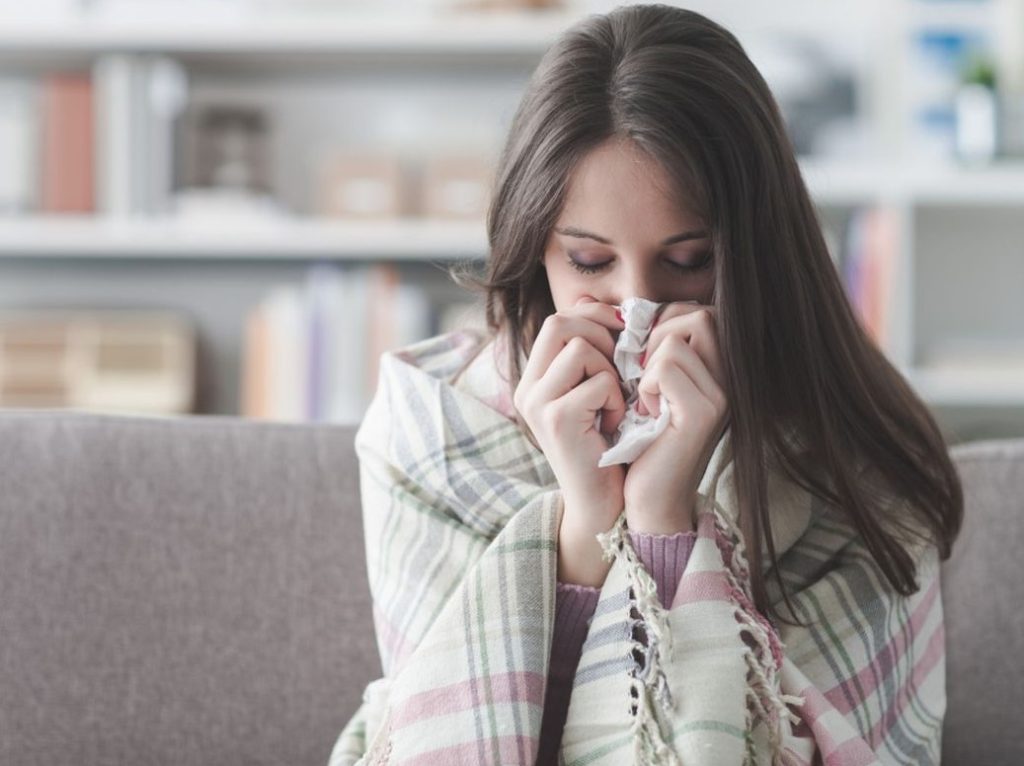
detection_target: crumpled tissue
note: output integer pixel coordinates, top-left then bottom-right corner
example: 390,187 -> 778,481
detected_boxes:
596,296 -> 692,467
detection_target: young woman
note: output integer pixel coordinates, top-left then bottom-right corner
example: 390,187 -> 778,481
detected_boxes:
329,5 -> 962,765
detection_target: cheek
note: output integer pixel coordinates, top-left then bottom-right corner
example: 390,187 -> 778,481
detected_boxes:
543,258 -> 577,309
700,273 -> 717,302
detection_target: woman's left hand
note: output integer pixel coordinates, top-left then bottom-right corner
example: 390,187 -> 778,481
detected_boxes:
622,301 -> 731,534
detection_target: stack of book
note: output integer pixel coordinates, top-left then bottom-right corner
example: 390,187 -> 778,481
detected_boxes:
0,310 -> 196,414
0,73 -> 94,214
242,263 -> 465,424
0,59 -> 187,217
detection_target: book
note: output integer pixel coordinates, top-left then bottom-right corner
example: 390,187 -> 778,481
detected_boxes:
330,266 -> 371,424
94,55 -> 135,216
241,266 -> 435,423
241,306 -> 270,418
94,54 -> 188,216
0,77 -> 37,214
40,72 -> 95,214
263,286 -> 307,422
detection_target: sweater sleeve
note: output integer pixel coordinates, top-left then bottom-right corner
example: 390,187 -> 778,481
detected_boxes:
536,529 -> 698,764
627,529 -> 697,608
537,582 -> 599,766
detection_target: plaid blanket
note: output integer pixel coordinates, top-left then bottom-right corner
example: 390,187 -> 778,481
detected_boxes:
328,329 -> 945,765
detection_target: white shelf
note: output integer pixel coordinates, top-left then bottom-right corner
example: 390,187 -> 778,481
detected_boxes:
904,0 -> 995,32
801,157 -> 1024,206
907,366 -> 1024,407
0,216 -> 488,259
0,11 -> 571,56
801,158 -> 907,205
5,157 -> 1024,261
0,157 -> 1022,261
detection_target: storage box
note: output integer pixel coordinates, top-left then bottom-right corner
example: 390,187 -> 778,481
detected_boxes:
420,154 -> 493,220
0,310 -> 197,415
319,153 -> 408,219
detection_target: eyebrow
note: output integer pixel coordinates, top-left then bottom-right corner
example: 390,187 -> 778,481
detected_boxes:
553,226 -> 709,246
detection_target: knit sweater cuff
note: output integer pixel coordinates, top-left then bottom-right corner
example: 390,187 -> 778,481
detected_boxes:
550,582 -> 600,677
627,529 -> 698,608
551,530 -> 697,669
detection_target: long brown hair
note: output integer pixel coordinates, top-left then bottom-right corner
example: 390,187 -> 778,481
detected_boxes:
449,3 -> 962,620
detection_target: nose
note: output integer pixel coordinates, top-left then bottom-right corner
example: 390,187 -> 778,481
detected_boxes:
609,263 -> 667,307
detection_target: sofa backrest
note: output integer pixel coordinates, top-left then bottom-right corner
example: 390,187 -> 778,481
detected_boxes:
943,438 -> 1024,765
0,412 -> 1021,765
0,412 -> 376,766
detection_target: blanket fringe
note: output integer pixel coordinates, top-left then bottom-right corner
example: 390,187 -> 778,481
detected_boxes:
595,505 -> 808,766
596,513 -> 682,766
710,507 -> 806,766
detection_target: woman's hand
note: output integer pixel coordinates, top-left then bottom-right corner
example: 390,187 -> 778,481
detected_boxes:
623,302 -> 730,534
513,296 -> 627,586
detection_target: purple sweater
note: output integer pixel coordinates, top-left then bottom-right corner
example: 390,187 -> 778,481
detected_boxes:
536,529 -> 698,766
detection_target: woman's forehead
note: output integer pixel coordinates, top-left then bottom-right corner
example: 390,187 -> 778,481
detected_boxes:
558,140 -> 706,241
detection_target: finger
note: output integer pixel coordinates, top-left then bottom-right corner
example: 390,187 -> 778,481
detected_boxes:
645,335 -> 723,407
637,303 -> 704,418
540,338 -> 627,435
645,301 -> 708,353
574,295 -> 625,329
519,308 -> 623,391
637,350 -> 707,426
553,368 -> 627,436
645,305 -> 726,390
532,336 -> 621,408
648,299 -> 700,331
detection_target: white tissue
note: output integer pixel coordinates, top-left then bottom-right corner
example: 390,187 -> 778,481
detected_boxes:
596,296 -> 671,467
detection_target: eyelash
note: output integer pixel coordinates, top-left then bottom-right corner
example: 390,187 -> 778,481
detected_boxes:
566,252 -> 713,275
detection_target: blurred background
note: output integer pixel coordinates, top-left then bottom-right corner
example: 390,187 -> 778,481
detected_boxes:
0,0 -> 1021,442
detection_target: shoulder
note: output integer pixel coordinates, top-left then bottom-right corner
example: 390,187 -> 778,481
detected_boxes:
382,328 -> 491,382
373,326 -> 518,423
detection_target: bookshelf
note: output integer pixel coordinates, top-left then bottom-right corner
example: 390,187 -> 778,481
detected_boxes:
1,0 -> 1022,442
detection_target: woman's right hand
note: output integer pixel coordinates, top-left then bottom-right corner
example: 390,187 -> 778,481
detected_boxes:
512,296 -> 627,587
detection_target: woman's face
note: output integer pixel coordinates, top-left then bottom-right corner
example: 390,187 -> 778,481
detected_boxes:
542,138 -> 715,311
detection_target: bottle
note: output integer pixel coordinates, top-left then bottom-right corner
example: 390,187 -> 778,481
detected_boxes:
955,53 -> 999,164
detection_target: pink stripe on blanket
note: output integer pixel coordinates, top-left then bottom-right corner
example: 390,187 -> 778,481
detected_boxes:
823,578 -> 940,717
670,568 -> 733,608
794,622 -> 944,762
867,622 -> 945,747
793,681 -> 878,765
373,603 -> 413,672
822,736 -> 884,766
397,735 -> 537,766
391,671 -> 546,730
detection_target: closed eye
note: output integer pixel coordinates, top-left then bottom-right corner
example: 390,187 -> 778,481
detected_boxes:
566,256 -> 607,275
566,252 -> 713,275
669,251 -> 713,272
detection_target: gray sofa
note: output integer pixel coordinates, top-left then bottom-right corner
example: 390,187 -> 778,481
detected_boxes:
0,411 -> 1020,765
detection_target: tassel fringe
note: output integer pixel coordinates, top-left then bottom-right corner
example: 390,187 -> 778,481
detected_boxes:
594,499 -> 807,766
710,506 -> 806,766
596,513 -> 682,766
